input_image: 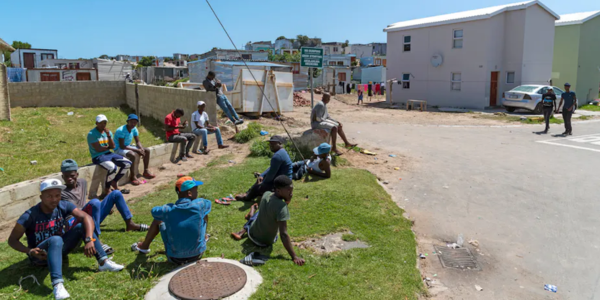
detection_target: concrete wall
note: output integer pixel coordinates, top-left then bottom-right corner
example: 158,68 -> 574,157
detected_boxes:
552,24 -> 581,97
0,64 -> 10,120
577,16 -> 600,101
521,4 -> 556,85
348,44 -> 373,58
9,81 -> 125,108
361,66 -> 386,84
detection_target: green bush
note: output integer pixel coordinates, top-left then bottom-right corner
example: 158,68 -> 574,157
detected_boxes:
171,77 -> 189,88
234,122 -> 263,143
249,139 -> 313,163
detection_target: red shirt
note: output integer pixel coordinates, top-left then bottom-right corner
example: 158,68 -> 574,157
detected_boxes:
165,112 -> 180,139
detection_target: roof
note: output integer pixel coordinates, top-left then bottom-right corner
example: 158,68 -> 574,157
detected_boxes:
0,38 -> 14,51
252,41 -> 272,45
384,0 -> 559,32
556,11 -> 600,26
322,42 -> 343,45
214,61 -> 290,67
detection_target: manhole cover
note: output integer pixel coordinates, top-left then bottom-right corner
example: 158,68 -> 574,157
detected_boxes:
434,245 -> 481,271
169,261 -> 247,300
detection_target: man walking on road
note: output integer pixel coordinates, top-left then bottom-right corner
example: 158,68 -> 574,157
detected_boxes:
541,88 -> 557,134
557,83 -> 577,135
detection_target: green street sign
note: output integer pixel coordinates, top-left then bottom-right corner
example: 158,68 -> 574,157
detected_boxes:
301,47 -> 323,68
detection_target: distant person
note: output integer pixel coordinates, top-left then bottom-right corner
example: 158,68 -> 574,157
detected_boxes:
291,143 -> 332,180
310,93 -> 357,155
191,101 -> 229,154
557,83 -> 577,135
88,114 -> 132,197
114,114 -> 155,185
203,71 -> 244,125
367,81 -> 373,101
231,175 -> 305,266
236,136 -> 292,202
541,88 -> 557,134
165,108 -> 195,161
131,178 -> 211,265
357,89 -> 363,105
125,73 -> 133,83
8,179 -> 124,300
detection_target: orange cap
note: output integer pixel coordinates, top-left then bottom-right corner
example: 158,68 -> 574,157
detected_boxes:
175,176 -> 193,191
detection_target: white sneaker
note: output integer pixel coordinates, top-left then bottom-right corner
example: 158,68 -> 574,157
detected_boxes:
53,283 -> 70,300
98,259 -> 125,272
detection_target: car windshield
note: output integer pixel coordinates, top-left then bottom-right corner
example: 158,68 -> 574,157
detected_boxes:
511,86 -> 540,93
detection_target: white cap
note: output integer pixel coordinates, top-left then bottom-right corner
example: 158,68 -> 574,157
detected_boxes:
197,101 -> 206,106
40,179 -> 66,193
96,114 -> 108,123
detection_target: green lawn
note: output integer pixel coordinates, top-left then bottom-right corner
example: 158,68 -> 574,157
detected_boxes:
0,106 -> 166,188
0,158 -> 423,299
578,104 -> 600,111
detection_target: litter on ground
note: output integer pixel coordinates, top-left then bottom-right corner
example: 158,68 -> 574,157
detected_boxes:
475,285 -> 483,291
544,284 -> 557,293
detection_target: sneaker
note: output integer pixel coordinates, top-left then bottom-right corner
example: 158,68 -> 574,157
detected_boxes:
180,156 -> 188,162
98,259 -> 125,272
235,119 -> 244,125
53,283 -> 70,300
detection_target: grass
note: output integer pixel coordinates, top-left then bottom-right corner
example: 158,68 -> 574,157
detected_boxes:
206,153 -> 235,167
341,233 -> 358,242
579,104 -> 600,111
521,116 -> 563,125
250,139 -> 313,163
0,158 -> 423,300
233,122 -> 263,144
0,106 -> 166,188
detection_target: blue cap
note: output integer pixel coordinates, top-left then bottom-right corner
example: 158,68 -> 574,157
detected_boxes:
61,159 -> 78,172
313,143 -> 332,155
180,180 -> 203,192
564,83 -> 571,86
127,114 -> 139,121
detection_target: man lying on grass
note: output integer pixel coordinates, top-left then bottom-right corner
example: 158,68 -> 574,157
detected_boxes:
131,178 -> 211,265
231,175 -> 305,266
291,142 -> 332,180
8,179 -> 124,300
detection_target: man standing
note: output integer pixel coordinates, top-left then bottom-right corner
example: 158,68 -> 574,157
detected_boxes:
311,93 -> 357,155
236,136 -> 292,202
88,114 -> 131,197
541,88 -> 557,134
165,108 -> 195,161
557,83 -> 577,135
8,179 -> 124,300
114,114 -> 155,185
203,71 -> 244,125
191,101 -> 229,154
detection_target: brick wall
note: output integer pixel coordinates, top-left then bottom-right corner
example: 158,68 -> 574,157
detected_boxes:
8,81 -> 126,108
0,64 -> 10,120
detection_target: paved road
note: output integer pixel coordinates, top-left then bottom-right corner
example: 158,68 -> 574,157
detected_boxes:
341,117 -> 600,300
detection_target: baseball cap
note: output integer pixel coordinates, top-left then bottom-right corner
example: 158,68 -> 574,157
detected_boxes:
40,178 -> 66,192
269,135 -> 285,144
175,176 -> 193,192
197,101 -> 206,106
61,159 -> 78,172
564,82 -> 571,86
313,143 -> 332,155
127,114 -> 139,121
96,114 -> 108,123
180,180 -> 203,192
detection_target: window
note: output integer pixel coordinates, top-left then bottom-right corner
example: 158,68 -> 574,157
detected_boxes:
241,54 -> 251,60
68,63 -> 80,69
506,72 -> 515,84
403,36 -> 411,52
333,47 -> 339,52
329,61 -> 336,66
453,30 -> 463,49
41,53 -> 55,60
552,87 -> 564,94
337,61 -> 344,66
402,73 -> 410,89
375,58 -> 381,65
451,73 -> 461,91
338,72 -> 347,81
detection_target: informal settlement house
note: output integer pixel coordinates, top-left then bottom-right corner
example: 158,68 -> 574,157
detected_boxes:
552,11 -> 600,102
384,0 -> 559,109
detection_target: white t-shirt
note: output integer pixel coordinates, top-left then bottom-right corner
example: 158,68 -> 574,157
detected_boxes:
191,110 -> 209,130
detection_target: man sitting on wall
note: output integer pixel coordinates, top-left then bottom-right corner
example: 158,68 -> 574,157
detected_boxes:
114,114 -> 155,185
310,93 -> 356,156
165,108 -> 196,162
191,101 -> 229,154
203,71 -> 244,125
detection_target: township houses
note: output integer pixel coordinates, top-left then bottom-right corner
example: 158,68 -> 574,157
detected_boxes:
384,0 -> 559,109
552,11 -> 600,102
10,48 -> 58,68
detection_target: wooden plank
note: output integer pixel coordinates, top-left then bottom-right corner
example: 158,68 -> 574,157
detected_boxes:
271,70 -> 282,115
243,81 -> 293,88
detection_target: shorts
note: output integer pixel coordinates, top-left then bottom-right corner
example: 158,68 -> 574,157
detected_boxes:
314,120 -> 339,132
115,146 -> 139,156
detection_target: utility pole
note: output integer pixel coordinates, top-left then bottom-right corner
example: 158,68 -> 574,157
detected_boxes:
310,68 -> 314,108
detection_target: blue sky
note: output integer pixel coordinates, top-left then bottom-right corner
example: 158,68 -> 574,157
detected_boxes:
3,0 -> 597,58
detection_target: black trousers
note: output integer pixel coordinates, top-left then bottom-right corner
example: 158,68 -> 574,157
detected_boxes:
245,179 -> 274,201
562,111 -> 573,133
543,107 -> 553,130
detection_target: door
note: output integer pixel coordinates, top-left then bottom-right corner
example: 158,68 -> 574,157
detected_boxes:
338,72 -> 346,82
490,72 -> 499,106
41,72 -> 60,81
76,72 -> 91,81
23,53 -> 35,68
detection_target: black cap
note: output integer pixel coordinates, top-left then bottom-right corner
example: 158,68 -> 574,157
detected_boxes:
269,135 -> 285,143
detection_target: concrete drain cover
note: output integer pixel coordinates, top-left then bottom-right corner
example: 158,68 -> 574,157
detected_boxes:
169,261 -> 247,300
434,245 -> 481,270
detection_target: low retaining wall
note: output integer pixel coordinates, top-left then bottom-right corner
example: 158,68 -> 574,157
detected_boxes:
0,64 -> 10,120
9,81 -> 126,108
0,143 -> 176,230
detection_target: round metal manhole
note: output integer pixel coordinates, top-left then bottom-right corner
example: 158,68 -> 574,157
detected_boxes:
168,261 -> 247,300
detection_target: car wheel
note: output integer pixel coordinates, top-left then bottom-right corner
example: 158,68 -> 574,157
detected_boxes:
533,103 -> 543,114
505,107 -> 516,113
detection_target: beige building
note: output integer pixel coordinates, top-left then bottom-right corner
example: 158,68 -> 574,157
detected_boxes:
384,0 -> 559,109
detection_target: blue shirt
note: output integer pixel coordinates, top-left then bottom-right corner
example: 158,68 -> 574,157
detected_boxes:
151,198 -> 212,259
87,128 -> 112,159
261,148 -> 293,184
17,201 -> 77,249
114,125 -> 139,151
561,91 -> 577,111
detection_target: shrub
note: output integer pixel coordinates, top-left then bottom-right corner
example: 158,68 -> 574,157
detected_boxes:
249,139 -> 313,162
234,122 -> 263,143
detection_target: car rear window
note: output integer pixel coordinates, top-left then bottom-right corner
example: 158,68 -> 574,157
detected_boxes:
511,86 -> 540,93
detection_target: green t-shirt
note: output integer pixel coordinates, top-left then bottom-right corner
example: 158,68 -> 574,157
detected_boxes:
249,192 -> 290,246
87,128 -> 112,159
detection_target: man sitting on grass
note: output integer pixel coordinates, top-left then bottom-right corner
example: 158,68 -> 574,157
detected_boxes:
113,114 -> 156,185
235,135 -> 292,202
310,93 -> 357,155
291,142 -> 332,180
131,178 -> 211,265
8,179 -> 124,300
231,175 -> 305,266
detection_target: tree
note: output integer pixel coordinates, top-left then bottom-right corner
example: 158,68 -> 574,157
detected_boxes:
99,54 -> 109,59
296,35 -> 309,49
211,47 -> 218,51
342,40 -> 349,48
137,56 -> 155,67
2,40 -> 31,65
276,36 -> 287,41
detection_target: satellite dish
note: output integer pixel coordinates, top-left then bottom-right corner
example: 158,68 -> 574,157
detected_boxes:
430,54 -> 443,68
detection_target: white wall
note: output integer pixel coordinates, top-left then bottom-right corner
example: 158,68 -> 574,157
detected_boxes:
521,4 -> 555,85
361,66 -> 386,84
348,44 -> 373,58
26,69 -> 97,82
11,49 -> 58,68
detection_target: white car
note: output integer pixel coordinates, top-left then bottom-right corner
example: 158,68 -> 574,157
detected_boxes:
501,85 -> 573,113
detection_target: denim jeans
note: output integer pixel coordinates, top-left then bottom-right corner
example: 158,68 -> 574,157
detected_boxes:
291,160 -> 309,180
72,191 -> 132,236
217,94 -> 240,123
31,223 -> 107,285
193,128 -> 223,147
